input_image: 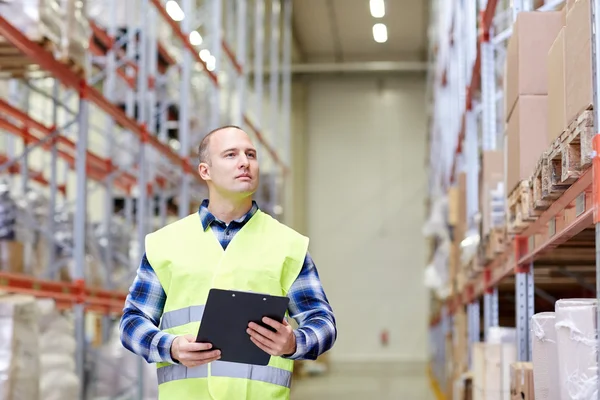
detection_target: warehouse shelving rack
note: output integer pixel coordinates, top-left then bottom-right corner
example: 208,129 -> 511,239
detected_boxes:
427,0 -> 600,395
0,1 -> 293,399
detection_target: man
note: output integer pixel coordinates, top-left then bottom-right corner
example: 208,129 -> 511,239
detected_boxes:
119,125 -> 337,399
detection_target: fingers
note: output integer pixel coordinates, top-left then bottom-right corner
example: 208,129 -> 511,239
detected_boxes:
181,341 -> 214,352
182,352 -> 222,368
250,336 -> 276,356
248,321 -> 277,340
261,317 -> 284,331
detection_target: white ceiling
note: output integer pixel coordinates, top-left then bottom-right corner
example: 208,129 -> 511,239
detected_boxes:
291,0 -> 429,63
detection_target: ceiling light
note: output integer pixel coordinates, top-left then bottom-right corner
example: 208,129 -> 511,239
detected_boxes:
370,0 -> 385,18
189,31 -> 203,45
199,49 -> 211,61
166,1 -> 185,21
372,23 -> 388,43
206,55 -> 216,71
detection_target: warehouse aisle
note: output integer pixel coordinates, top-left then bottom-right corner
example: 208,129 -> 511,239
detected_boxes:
290,362 -> 434,400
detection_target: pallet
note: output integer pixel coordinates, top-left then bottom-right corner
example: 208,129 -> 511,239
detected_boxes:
507,180 -> 538,234
0,35 -> 85,79
531,109 -> 594,209
481,227 -> 506,263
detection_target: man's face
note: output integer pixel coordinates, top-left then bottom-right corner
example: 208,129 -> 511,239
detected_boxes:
199,128 -> 259,197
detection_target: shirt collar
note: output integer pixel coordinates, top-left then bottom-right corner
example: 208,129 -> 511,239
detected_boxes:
198,199 -> 259,230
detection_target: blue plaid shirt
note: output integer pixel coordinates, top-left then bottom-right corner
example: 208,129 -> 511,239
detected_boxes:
119,200 -> 337,363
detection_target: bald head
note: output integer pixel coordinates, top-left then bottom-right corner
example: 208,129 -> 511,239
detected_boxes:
198,125 -> 243,165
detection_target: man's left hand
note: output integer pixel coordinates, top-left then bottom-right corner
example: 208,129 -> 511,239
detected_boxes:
247,318 -> 296,357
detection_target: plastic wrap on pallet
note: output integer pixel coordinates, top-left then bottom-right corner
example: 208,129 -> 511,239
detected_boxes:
35,299 -> 79,400
487,327 -> 517,345
62,0 -> 90,68
0,0 -> 62,44
531,312 -> 559,400
0,294 -> 40,400
93,217 -> 134,290
0,182 -> 17,240
555,298 -> 598,400
13,189 -> 50,276
422,195 -> 449,239
92,325 -> 158,400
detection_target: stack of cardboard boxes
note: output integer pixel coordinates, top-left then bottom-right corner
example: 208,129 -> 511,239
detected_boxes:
504,10 -> 564,196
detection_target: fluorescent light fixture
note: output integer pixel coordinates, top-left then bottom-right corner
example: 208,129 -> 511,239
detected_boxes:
372,23 -> 388,43
370,0 -> 385,18
207,55 -> 216,71
189,31 -> 203,45
199,49 -> 211,62
166,0 -> 185,21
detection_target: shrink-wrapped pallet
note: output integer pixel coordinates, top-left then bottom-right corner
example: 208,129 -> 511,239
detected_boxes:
0,0 -> 62,44
61,0 -> 90,69
36,299 -> 79,400
473,342 -> 516,400
531,312 -> 559,399
0,294 -> 40,400
92,325 -> 158,400
555,298 -> 598,400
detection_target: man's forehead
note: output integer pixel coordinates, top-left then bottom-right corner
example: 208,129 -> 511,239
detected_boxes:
210,128 -> 255,148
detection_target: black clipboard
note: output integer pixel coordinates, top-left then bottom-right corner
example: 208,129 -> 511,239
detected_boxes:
196,288 -> 290,366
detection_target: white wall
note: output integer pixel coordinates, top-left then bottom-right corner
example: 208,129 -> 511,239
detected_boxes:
305,75 -> 429,363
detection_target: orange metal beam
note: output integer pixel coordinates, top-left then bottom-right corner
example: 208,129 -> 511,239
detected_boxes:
0,272 -> 126,315
0,16 -> 200,187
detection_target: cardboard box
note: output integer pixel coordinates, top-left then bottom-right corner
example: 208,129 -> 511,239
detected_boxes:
506,95 -> 549,194
504,11 -> 564,121
480,151 -> 505,235
567,0 -> 576,11
566,0 -> 593,126
547,28 -> 566,142
510,362 -> 534,400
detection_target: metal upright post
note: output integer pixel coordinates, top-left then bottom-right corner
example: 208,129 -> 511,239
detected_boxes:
74,84 -> 89,400
588,0 -> 600,396
269,0 -> 281,212
282,0 -> 292,168
515,240 -> 534,362
254,0 -> 265,154
234,0 -> 248,127
484,290 -> 491,341
48,79 -> 60,279
210,0 -> 223,130
179,0 -> 192,218
125,0 -> 137,236
136,2 -> 149,398
103,0 -> 117,291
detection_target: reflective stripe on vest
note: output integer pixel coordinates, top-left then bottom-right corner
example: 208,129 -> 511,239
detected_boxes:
157,361 -> 292,388
160,305 -> 205,330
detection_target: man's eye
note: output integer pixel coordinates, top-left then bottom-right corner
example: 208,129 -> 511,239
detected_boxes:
226,153 -> 234,157
248,153 -> 256,158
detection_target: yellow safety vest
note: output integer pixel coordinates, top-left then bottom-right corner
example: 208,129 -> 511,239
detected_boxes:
145,210 -> 309,400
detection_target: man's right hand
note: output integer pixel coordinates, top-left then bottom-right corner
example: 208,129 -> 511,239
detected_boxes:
170,334 -> 221,368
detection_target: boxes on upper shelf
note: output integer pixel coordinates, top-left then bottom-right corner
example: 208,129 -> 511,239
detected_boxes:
547,28 -> 566,143
565,0 -> 593,127
505,95 -> 549,195
504,10 -> 565,122
480,151 -> 505,236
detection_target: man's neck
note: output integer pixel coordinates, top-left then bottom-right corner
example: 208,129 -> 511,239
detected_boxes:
207,195 -> 253,224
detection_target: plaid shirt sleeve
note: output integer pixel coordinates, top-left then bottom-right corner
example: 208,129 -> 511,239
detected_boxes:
119,253 -> 178,364
283,252 -> 337,361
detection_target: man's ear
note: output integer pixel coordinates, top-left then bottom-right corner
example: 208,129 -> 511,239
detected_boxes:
198,163 -> 211,181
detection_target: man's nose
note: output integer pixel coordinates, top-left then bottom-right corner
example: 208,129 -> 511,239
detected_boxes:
239,154 -> 249,167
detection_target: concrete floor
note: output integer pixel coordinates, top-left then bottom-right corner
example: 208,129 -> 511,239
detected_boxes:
290,362 -> 435,400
